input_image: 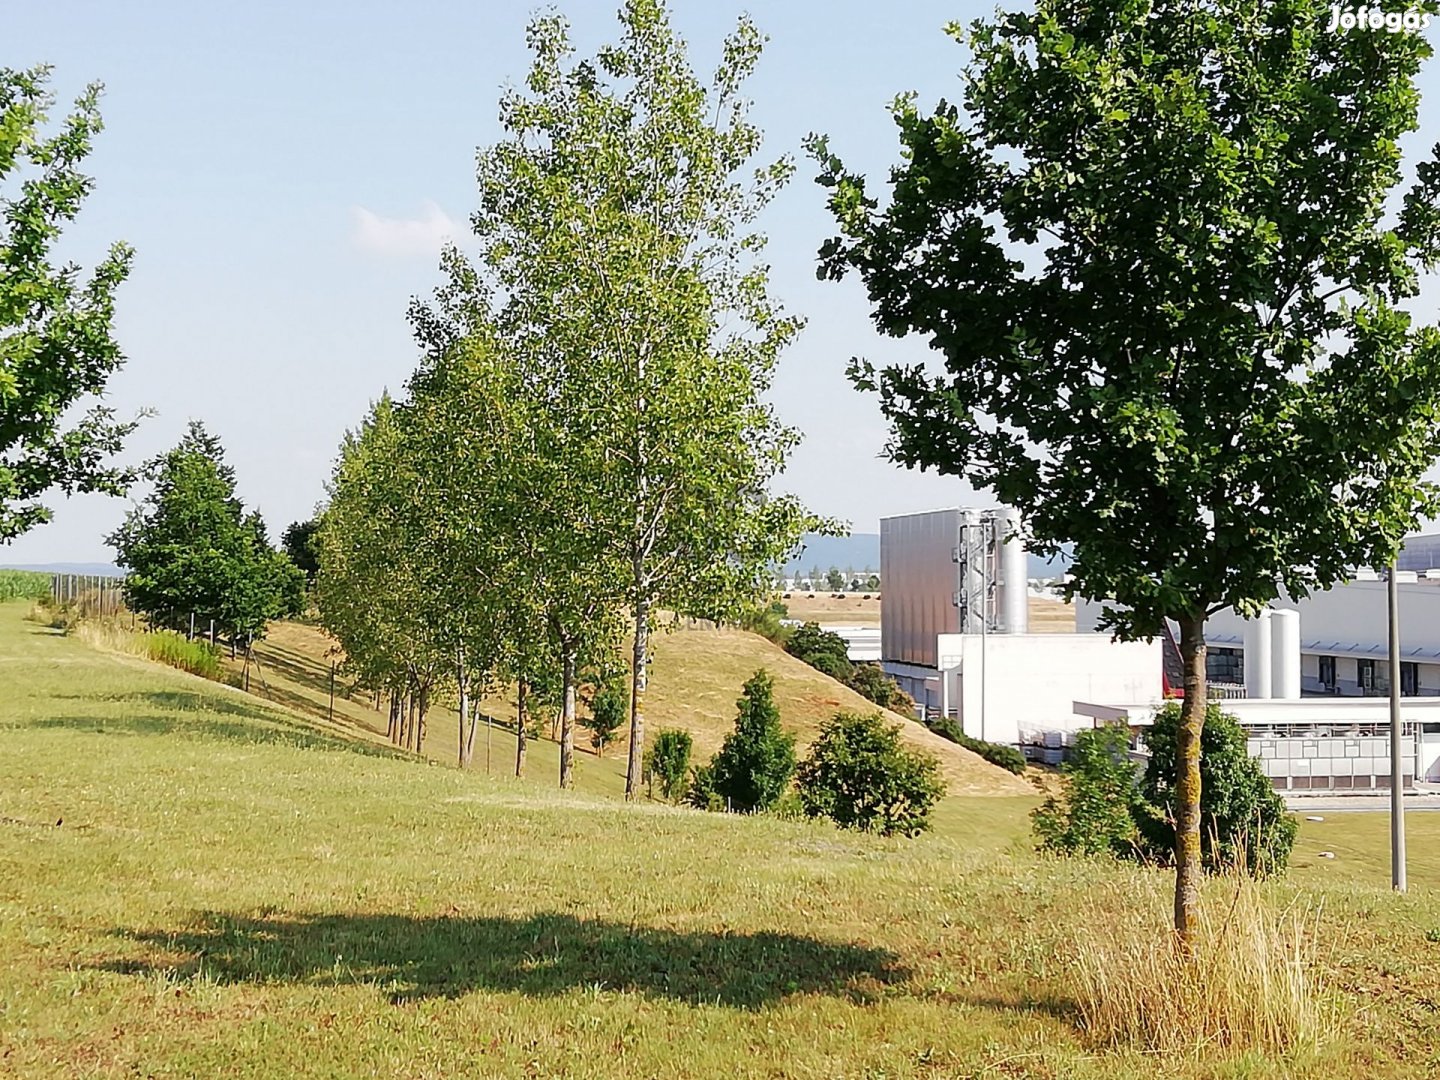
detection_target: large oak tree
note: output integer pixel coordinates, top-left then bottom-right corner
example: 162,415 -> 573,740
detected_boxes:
813,0 -> 1440,939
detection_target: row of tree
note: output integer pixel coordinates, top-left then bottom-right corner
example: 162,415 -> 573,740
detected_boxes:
311,1 -> 824,794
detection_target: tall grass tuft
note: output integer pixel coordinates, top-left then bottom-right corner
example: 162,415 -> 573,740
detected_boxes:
0,569 -> 52,602
1071,868 -> 1327,1057
72,621 -> 222,680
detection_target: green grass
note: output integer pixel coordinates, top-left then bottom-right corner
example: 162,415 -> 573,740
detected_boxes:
0,569 -> 50,602
3,600 -> 1440,1077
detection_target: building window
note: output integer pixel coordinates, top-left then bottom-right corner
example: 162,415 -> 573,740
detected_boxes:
1318,655 -> 1336,690
1209,647 -> 1243,685
1358,659 -> 1375,693
1402,662 -> 1419,696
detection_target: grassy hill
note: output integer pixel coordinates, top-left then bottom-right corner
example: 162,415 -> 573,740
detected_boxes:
227,618 -> 1032,796
3,601 -> 1440,1076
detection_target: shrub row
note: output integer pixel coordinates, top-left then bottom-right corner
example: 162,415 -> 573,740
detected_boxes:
925,716 -> 1027,775
668,669 -> 946,838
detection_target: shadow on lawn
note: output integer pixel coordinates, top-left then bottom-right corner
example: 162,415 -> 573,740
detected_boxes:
32,689 -> 400,758
99,910 -> 907,1008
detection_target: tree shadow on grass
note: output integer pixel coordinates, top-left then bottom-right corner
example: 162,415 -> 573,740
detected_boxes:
30,689 -> 401,758
98,910 -> 907,1009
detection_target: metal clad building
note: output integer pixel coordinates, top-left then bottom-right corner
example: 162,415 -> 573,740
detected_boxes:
880,509 -> 961,669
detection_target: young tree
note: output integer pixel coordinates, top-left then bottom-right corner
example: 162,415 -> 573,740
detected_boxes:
110,422 -> 302,646
644,728 -> 693,802
581,684 -> 627,757
710,669 -> 796,813
459,1 -> 823,800
798,711 -> 945,838
813,0 -> 1440,941
1,66 -> 140,542
826,568 -> 846,593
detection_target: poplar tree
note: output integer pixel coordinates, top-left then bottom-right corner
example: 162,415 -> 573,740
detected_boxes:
450,0 -> 821,799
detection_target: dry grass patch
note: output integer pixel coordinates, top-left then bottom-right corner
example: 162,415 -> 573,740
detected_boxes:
1072,868 -> 1329,1058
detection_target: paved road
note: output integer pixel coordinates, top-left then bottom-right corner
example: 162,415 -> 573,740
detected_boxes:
1285,794 -> 1440,813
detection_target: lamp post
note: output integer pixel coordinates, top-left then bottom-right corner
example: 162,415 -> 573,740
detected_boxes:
1389,561 -> 1407,893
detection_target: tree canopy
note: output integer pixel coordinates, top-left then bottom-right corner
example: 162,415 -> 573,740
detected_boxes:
110,422 -> 302,644
1,66 -> 139,542
812,0 -> 1440,939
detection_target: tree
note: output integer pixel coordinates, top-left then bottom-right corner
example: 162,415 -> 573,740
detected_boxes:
281,518 -> 321,584
110,422 -> 302,646
644,728 -> 693,802
1031,724 -> 1140,858
1,66 -> 140,541
826,568 -> 845,593
709,669 -> 796,813
813,0 -> 1440,941
798,711 -> 945,838
865,575 -> 880,592
459,1 -> 823,801
785,621 -> 852,682
1134,702 -> 1297,876
582,684 -> 627,757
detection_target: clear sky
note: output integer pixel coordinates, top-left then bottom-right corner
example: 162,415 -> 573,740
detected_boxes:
6,1 -> 1440,563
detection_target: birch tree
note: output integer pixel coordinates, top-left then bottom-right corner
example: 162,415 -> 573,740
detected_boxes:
459,0 -> 822,799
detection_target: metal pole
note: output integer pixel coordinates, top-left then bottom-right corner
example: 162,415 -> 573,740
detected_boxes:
1389,562 -> 1407,893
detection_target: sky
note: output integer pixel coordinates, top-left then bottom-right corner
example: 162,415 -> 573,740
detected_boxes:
6,1 -> 1440,564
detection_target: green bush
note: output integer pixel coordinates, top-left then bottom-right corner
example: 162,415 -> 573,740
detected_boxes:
1134,701 -> 1297,875
644,729 -> 693,802
738,600 -> 792,645
1030,702 -> 1297,876
784,622 -> 853,683
926,716 -> 1027,775
708,669 -> 797,813
685,761 -> 723,811
798,711 -> 946,837
1031,724 -> 1139,857
846,662 -> 909,711
581,684 -> 627,757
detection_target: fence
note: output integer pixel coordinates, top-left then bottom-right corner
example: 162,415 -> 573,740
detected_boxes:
50,573 -> 127,620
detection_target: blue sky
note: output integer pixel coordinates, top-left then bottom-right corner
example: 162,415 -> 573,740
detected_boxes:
6,2 -> 1440,563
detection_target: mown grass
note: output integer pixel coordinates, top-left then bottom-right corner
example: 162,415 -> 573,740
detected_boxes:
3,601 -> 1440,1077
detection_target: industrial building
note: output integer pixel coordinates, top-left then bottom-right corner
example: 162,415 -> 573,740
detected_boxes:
879,507 -> 1160,747
882,511 -> 1440,793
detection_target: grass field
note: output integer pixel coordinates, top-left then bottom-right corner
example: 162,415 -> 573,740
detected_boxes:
4,600 -> 1440,1077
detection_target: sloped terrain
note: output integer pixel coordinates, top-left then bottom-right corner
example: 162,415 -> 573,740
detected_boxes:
236,618 -> 1031,796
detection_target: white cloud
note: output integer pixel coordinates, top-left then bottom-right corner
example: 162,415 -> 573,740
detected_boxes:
350,201 -> 459,257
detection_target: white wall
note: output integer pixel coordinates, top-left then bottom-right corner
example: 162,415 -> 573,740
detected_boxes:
938,633 -> 1162,745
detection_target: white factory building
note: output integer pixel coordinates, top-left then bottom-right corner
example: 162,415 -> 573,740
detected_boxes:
881,511 -> 1440,792
879,507 -> 1161,747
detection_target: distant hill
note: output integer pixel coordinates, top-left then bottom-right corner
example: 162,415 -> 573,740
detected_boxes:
0,562 -> 125,577
784,533 -> 1071,579
783,533 -> 879,575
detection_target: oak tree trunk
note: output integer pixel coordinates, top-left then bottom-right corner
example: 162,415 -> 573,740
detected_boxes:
1175,613 -> 1208,946
625,596 -> 650,799
559,646 -> 577,789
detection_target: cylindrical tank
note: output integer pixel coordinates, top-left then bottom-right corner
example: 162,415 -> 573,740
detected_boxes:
994,507 -> 1028,634
1270,608 -> 1301,700
1243,609 -> 1273,699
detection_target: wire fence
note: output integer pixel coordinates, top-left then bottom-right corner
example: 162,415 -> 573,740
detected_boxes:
50,573 -> 128,620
